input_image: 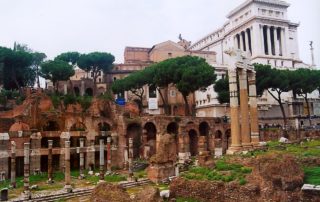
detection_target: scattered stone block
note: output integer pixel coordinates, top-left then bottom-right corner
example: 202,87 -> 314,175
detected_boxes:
160,190 -> 170,198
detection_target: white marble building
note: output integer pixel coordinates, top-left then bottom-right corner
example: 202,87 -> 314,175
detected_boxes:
191,0 -> 319,127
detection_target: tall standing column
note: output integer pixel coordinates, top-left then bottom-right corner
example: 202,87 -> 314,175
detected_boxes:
107,137 -> 111,172
79,138 -> 85,179
11,141 -> 16,188
280,28 -> 286,57
227,69 -> 242,154
260,25 -> 266,55
64,140 -> 72,192
99,139 -> 105,182
266,26 -> 272,55
239,69 -> 251,149
48,140 -> 53,183
239,33 -> 244,51
274,27 -> 280,56
23,143 -> 31,199
248,72 -> 260,146
128,138 -> 134,181
245,30 -> 250,53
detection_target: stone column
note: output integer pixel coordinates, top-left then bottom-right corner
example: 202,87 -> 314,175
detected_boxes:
248,72 -> 260,146
239,69 -> 251,149
48,140 -> 53,183
63,83 -> 68,95
239,32 -> 244,51
245,30 -> 250,53
128,138 -> 133,181
280,28 -> 286,57
266,26 -> 272,55
99,139 -> 105,182
274,27 -> 279,56
64,140 -> 72,192
107,137 -> 111,172
80,80 -> 85,96
23,143 -> 31,199
260,25 -> 265,55
79,138 -> 85,179
11,141 -> 16,188
227,69 -> 242,154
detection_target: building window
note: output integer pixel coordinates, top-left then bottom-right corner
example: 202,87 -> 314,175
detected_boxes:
149,85 -> 157,98
267,60 -> 270,64
113,77 -> 117,81
281,61 -> 284,66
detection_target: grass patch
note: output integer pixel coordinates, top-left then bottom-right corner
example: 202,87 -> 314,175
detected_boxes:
181,160 -> 252,185
134,169 -> 147,179
304,167 -> 320,185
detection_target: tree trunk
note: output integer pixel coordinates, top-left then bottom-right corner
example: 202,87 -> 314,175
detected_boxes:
157,88 -> 169,115
182,94 -> 190,116
36,66 -> 40,88
303,94 -> 312,126
268,89 -> 287,134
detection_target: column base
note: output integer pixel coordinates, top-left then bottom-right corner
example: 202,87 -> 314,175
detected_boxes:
226,145 -> 242,155
241,143 -> 253,150
64,184 -> 73,193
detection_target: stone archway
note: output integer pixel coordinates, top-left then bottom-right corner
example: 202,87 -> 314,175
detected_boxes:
167,122 -> 179,155
222,129 -> 231,154
199,121 -> 210,151
143,122 -> 157,158
188,129 -> 198,156
85,88 -> 93,96
98,122 -> 111,132
215,130 -> 223,148
126,123 -> 142,159
74,87 -> 80,96
42,120 -> 60,131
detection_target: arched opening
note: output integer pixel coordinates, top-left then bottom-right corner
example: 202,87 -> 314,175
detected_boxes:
167,122 -> 178,135
215,130 -> 223,148
85,88 -> 93,96
70,122 -> 86,131
98,122 -> 111,131
74,87 -> 80,96
42,121 -> 60,131
126,123 -> 142,159
222,129 -> 231,154
143,122 -> 157,157
199,122 -> 209,136
167,122 -> 179,154
189,129 -> 198,156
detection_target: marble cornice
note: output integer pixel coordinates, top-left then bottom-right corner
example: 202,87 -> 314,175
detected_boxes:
191,16 -> 291,51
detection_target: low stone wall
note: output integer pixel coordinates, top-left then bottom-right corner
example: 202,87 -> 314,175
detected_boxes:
260,129 -> 320,141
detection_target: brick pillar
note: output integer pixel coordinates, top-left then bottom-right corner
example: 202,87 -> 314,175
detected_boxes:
30,132 -> 41,175
64,140 -> 72,192
11,141 -> 16,188
107,137 -> 111,172
227,69 -> 242,154
48,140 -> 53,183
23,143 -> 31,199
239,69 -> 252,149
248,72 -> 260,146
99,139 -> 105,182
79,138 -> 85,178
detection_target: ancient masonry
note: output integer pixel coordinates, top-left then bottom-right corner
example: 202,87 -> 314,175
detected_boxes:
0,87 -> 235,185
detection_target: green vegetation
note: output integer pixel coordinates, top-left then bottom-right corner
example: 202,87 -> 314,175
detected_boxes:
134,169 -> 147,179
304,167 -> 320,185
181,159 -> 252,185
112,56 -> 216,115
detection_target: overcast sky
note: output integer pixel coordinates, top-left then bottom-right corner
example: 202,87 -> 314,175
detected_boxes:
0,0 -> 319,66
